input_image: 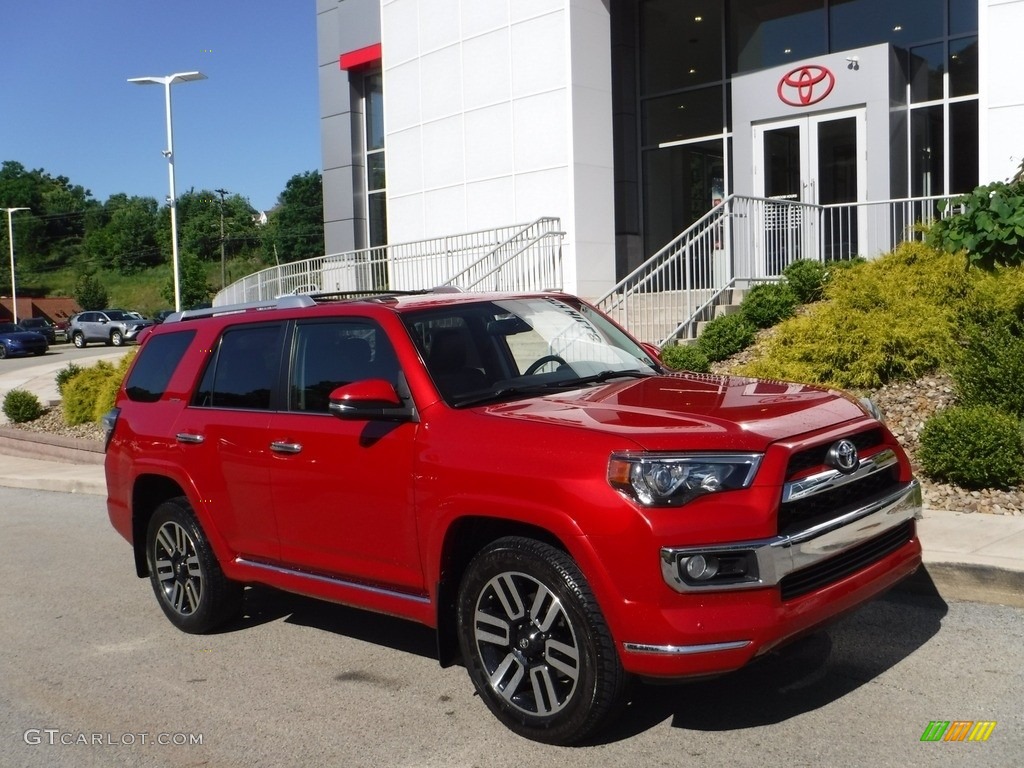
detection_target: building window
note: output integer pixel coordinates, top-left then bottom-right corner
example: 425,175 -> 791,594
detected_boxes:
363,73 -> 387,248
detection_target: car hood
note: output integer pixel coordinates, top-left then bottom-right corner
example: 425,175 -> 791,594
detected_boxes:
2,330 -> 46,342
476,372 -> 868,451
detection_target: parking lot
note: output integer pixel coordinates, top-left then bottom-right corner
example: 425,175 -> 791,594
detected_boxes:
1,487 -> 1021,768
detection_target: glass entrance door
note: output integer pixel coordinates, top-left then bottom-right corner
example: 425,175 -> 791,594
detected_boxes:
753,109 -> 865,273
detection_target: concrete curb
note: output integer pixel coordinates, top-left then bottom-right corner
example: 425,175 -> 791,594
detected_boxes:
0,426 -> 104,464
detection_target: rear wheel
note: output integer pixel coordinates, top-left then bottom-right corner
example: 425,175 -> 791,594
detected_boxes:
0,345 -> 6,359
456,536 -> 627,745
72,332 -> 86,348
146,497 -> 242,634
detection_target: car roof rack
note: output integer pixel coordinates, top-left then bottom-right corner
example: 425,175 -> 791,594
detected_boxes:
163,295 -> 316,324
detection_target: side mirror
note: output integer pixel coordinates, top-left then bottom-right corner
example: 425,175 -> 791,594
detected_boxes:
640,342 -> 663,365
328,379 -> 414,422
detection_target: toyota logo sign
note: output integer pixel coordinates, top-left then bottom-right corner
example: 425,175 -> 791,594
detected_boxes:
777,65 -> 835,107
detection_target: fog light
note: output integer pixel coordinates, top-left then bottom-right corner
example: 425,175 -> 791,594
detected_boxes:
684,554 -> 720,581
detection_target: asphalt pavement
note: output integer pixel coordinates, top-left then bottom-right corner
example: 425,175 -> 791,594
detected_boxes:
1,349 -> 1022,607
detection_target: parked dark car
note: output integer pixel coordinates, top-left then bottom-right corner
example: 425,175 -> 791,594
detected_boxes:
17,317 -> 57,344
152,309 -> 175,324
0,322 -> 48,359
68,309 -> 154,348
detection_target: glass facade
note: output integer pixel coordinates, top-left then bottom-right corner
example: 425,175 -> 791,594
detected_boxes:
619,0 -> 980,262
364,73 -> 387,248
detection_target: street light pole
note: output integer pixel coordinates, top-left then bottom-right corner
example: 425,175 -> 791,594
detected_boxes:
3,207 -> 29,325
128,71 -> 207,312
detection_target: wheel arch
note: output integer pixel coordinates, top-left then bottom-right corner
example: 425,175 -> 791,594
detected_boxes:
130,474 -> 189,577
434,516 -> 567,667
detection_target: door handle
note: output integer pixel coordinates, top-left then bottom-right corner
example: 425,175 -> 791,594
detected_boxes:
176,433 -> 205,444
270,441 -> 303,454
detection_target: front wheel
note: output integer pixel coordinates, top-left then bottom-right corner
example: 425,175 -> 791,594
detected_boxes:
110,330 -> 124,346
457,537 -> 627,745
146,497 -> 242,634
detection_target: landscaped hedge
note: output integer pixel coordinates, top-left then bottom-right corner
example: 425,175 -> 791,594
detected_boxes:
61,353 -> 135,425
918,405 -> 1024,489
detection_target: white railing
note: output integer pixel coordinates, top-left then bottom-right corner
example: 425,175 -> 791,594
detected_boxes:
214,218 -> 564,305
597,194 -> 957,346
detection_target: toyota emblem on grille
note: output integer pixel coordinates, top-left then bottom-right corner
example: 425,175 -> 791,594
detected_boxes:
826,439 -> 859,474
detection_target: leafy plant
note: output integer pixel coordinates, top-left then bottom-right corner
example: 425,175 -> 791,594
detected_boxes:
782,259 -> 829,303
659,344 -> 710,373
74,273 -> 108,310
55,362 -> 83,396
739,282 -> 799,329
928,179 -> 1024,270
3,389 -> 44,423
695,313 -> 757,362
918,406 -> 1024,489
61,354 -> 134,425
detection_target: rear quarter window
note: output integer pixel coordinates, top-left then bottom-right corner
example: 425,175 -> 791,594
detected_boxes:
124,331 -> 197,402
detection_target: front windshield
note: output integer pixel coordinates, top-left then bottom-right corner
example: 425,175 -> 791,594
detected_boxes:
405,297 -> 659,406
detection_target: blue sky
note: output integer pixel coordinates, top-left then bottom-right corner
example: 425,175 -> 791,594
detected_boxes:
0,1 -> 321,212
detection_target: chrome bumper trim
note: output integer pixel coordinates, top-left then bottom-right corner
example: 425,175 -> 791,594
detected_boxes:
660,479 -> 922,593
782,448 -> 898,503
623,640 -> 752,656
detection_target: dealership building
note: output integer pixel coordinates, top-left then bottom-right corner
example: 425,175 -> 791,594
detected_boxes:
314,0 -> 1022,300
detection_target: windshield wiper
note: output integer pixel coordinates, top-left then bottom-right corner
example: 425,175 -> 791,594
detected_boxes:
570,369 -> 653,385
451,384 -> 565,408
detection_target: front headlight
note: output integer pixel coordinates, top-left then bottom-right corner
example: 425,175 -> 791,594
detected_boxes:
859,396 -> 885,422
608,452 -> 762,507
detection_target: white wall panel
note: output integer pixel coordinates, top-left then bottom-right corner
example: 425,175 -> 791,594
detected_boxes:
462,29 -> 511,111
384,59 -> 422,132
511,11 -> 567,97
461,0 -> 509,39
381,0 -> 420,66
420,45 -> 464,122
465,177 -> 516,228
422,116 -> 466,188
513,91 -> 568,172
464,103 -> 515,179
386,127 -> 424,196
419,0 -> 461,53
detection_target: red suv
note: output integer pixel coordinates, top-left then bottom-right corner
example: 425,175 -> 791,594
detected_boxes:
104,290 -> 922,744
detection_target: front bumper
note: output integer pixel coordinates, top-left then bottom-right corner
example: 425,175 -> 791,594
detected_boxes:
618,480 -> 922,678
660,479 -> 922,593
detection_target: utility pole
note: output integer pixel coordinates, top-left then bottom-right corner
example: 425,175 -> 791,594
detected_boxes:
215,188 -> 229,289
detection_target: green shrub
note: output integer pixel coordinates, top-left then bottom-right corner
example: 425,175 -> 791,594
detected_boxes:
928,179 -> 1024,270
953,320 -> 1024,417
659,344 -> 711,373
737,243 -> 969,389
3,389 -> 44,424
55,363 -> 83,396
918,406 -> 1024,489
740,282 -> 799,329
783,259 -> 828,304
61,353 -> 136,426
695,313 -> 757,362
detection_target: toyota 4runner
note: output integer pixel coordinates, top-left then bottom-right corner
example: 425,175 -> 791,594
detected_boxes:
103,290 -> 922,745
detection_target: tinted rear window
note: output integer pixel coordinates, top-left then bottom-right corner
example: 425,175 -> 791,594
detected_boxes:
124,331 -> 196,402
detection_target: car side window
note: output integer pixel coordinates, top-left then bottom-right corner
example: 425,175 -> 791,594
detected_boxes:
193,324 -> 284,410
124,331 -> 196,402
289,319 -> 400,413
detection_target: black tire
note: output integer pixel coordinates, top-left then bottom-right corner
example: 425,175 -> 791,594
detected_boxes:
110,330 -> 124,346
0,345 -> 6,359
145,497 -> 242,634
456,536 -> 627,745
72,332 -> 86,348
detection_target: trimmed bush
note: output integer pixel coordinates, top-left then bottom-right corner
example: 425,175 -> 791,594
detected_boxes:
783,259 -> 828,304
62,353 -> 135,426
953,320 -> 1024,417
695,313 -> 757,362
55,363 -> 83,396
660,344 -> 711,373
3,389 -> 44,424
918,406 -> 1024,489
736,244 -> 969,389
739,282 -> 799,329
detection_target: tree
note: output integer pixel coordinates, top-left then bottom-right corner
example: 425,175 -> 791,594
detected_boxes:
263,171 -> 324,264
74,273 -> 108,310
162,252 -> 213,309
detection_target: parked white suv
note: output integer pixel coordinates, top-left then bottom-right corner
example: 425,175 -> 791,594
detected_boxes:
69,309 -> 154,347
